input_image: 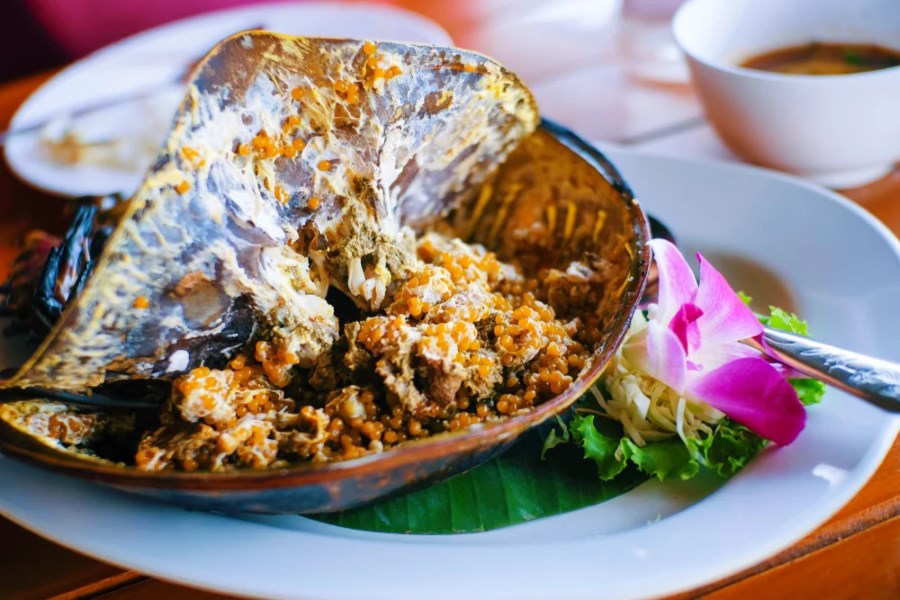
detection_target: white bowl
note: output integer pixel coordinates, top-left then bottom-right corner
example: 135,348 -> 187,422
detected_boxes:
673,0 -> 900,188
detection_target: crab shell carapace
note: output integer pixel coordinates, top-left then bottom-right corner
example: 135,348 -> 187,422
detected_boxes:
3,32 -> 540,392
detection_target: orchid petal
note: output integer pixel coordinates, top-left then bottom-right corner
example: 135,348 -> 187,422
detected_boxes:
648,239 -> 698,325
694,253 -> 763,347
692,339 -> 760,373
623,319 -> 687,393
770,362 -> 809,380
687,357 -> 806,445
669,302 -> 703,353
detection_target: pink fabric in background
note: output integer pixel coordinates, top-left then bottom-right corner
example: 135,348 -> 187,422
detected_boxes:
26,0 -> 389,58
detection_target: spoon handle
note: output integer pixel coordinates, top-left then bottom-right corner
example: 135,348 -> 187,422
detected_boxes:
744,328 -> 900,413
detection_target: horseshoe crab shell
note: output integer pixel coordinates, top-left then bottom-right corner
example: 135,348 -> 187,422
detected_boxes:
0,33 -> 650,513
3,32 -> 538,392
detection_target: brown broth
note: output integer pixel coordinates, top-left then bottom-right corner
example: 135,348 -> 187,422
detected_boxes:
741,42 -> 900,75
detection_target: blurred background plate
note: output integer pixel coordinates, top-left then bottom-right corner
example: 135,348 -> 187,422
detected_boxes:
3,1 -> 451,198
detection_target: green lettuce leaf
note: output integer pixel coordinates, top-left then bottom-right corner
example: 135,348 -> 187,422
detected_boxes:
763,305 -> 809,336
548,412 -> 701,482
621,437 -> 699,481
788,377 -> 826,406
569,414 -> 627,480
686,419 -> 767,478
740,293 -> 810,337
547,409 -> 767,483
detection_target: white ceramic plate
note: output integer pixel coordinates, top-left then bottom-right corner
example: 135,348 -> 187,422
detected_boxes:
1,150 -> 898,600
3,1 -> 451,198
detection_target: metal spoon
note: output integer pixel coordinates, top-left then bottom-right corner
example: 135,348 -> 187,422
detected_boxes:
646,217 -> 900,412
742,333 -> 900,412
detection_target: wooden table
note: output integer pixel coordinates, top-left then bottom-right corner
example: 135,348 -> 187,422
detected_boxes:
1,2 -> 898,598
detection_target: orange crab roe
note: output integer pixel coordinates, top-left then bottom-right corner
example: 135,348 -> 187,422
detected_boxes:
134,231 -> 594,472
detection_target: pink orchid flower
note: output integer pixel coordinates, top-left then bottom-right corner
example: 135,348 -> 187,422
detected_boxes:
622,239 -> 806,445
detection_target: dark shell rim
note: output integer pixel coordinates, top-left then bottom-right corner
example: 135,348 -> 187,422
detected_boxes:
0,119 -> 651,492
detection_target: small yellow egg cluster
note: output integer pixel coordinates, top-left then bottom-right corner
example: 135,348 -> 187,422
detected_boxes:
237,128 -> 307,161
322,386 -> 382,460
417,239 -> 503,285
254,340 -> 300,388
387,265 -> 454,318
357,314 -> 409,352
420,320 -> 483,365
361,41 -> 403,89
176,366 -> 230,412
333,79 -> 360,104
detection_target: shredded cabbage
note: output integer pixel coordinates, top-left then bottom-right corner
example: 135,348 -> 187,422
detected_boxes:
589,317 -> 725,459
